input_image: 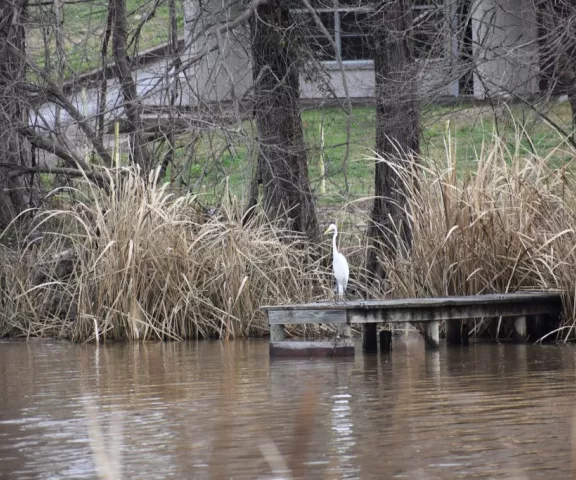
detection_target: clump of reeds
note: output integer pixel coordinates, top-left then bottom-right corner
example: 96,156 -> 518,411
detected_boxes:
0,166 -> 375,342
369,129 -> 576,339
5,127 -> 576,343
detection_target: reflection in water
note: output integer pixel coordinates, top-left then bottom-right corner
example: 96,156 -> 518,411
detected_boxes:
0,337 -> 575,479
331,389 -> 357,479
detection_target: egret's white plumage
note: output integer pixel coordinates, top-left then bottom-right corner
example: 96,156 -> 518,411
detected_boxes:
324,223 -> 349,302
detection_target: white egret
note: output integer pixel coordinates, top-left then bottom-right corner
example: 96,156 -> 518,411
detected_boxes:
324,223 -> 349,302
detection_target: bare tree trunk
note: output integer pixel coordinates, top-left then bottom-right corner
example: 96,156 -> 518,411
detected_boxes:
97,3 -> 113,143
110,0 -> 152,172
368,0 -> 420,277
0,0 -> 36,228
250,0 -> 318,238
159,0 -> 181,180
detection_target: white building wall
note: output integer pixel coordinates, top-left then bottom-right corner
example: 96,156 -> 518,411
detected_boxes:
300,64 -> 375,100
299,60 -> 457,101
183,1 -> 458,103
471,0 -> 539,98
182,0 -> 538,103
183,0 -> 252,105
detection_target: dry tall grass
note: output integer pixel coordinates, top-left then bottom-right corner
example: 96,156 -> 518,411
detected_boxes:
370,129 -> 576,339
3,128 -> 576,342
0,167 -> 376,342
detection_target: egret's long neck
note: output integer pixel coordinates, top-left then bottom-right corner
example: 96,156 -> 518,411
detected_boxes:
332,230 -> 338,255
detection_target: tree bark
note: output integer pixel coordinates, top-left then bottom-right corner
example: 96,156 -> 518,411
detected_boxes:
250,0 -> 318,238
0,0 -> 36,227
110,0 -> 152,172
159,0 -> 181,181
368,0 -> 420,277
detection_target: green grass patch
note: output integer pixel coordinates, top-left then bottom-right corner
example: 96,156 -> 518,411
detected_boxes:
26,0 -> 184,78
169,101 -> 575,207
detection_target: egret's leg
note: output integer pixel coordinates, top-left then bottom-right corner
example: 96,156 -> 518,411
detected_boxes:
335,282 -> 344,304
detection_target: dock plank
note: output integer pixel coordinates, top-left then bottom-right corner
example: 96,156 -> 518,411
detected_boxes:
261,292 -> 562,313
348,300 -> 560,323
262,292 -> 562,325
268,309 -> 347,325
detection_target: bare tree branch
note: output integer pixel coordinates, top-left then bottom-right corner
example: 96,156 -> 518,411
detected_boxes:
4,163 -> 109,186
43,78 -> 114,166
18,127 -> 86,168
5,33 -> 113,166
17,128 -> 110,189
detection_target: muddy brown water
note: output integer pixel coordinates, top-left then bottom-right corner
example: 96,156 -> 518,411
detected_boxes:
1,336 -> 576,479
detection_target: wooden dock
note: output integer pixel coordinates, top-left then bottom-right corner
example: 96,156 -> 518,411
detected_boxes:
261,292 -> 563,356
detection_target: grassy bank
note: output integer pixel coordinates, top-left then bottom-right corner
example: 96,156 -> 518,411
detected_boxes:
2,124 -> 576,342
179,100 -> 576,209
27,0 -> 183,76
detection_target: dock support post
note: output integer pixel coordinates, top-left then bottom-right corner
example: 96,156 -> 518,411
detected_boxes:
445,319 -> 462,345
337,323 -> 352,339
379,330 -> 392,352
513,316 -> 527,343
362,324 -> 378,352
270,324 -> 285,342
425,321 -> 440,349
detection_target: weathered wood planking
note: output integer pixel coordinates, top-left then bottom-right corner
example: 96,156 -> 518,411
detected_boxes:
262,292 -> 561,310
347,300 -> 560,323
261,292 -> 562,325
425,321 -> 440,349
267,309 -> 346,325
514,316 -> 528,342
262,292 -> 562,354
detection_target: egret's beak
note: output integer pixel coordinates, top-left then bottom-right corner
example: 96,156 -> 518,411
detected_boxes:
323,227 -> 332,235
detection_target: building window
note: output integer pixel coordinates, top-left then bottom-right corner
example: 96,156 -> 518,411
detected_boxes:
412,0 -> 447,59
296,0 -> 446,63
295,1 -> 372,63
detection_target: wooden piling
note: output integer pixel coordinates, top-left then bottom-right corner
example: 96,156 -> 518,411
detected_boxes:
425,320 -> 440,349
362,324 -> 378,352
337,323 -> 352,339
513,315 -> 528,343
445,319 -> 462,345
270,324 -> 285,342
379,330 -> 392,352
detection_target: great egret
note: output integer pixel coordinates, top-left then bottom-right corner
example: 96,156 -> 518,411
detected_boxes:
324,223 -> 349,302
